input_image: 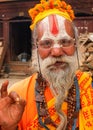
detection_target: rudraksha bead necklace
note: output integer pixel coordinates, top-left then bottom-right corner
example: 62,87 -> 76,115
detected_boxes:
35,73 -> 80,130
35,73 -> 57,129
66,77 -> 80,130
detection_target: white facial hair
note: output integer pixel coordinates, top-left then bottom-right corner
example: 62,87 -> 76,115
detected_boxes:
32,48 -> 79,96
31,48 -> 80,129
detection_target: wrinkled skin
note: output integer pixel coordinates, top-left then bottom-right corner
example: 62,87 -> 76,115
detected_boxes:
37,15 -> 76,59
0,80 -> 26,130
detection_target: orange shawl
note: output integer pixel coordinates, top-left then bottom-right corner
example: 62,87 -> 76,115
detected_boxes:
9,70 -> 93,130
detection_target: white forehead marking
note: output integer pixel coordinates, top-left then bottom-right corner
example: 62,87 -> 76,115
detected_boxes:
40,15 -> 72,41
52,43 -> 62,48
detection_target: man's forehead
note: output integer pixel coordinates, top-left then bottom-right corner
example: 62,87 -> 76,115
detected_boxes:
37,14 -> 74,39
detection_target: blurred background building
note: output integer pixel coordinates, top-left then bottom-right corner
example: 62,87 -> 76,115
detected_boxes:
0,0 -> 93,77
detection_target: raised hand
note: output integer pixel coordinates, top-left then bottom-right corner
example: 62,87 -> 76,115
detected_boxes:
0,80 -> 26,130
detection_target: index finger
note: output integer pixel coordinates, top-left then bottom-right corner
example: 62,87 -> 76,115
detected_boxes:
1,80 -> 9,98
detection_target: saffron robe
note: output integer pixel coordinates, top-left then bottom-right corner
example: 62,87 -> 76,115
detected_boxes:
9,70 -> 93,130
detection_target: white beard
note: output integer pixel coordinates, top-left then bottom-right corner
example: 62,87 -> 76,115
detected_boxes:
31,48 -> 79,96
31,48 -> 81,129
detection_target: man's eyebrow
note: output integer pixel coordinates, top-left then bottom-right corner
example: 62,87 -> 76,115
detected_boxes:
59,36 -> 73,40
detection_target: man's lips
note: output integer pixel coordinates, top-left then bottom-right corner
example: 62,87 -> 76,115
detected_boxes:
48,61 -> 67,68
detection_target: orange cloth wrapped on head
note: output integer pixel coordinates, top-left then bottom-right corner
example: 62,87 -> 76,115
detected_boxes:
28,0 -> 75,30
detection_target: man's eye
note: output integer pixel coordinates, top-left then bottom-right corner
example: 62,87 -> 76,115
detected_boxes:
41,40 -> 51,48
59,39 -> 67,45
59,39 -> 73,47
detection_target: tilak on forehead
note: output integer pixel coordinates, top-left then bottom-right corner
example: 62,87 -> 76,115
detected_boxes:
48,15 -> 59,35
28,0 -> 75,30
38,15 -> 74,40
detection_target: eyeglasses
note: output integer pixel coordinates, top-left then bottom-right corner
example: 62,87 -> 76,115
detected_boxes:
37,38 -> 75,50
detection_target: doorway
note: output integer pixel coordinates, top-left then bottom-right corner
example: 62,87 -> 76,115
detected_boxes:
9,17 -> 32,62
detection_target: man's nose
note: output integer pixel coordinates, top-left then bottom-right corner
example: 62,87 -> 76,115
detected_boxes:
51,47 -> 65,57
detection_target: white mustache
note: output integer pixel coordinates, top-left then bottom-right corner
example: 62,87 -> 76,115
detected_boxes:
32,49 -> 79,74
40,55 -> 74,69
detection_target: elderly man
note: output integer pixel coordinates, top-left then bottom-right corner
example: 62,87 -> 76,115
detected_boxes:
0,0 -> 93,130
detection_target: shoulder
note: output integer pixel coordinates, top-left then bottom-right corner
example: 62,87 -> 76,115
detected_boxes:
8,73 -> 37,98
75,70 -> 92,90
76,70 -> 92,81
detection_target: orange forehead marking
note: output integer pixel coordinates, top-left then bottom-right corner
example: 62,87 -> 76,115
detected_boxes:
48,15 -> 59,35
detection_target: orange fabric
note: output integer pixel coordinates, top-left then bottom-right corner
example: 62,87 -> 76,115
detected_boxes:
9,73 -> 61,130
76,70 -> 93,130
8,70 -> 93,130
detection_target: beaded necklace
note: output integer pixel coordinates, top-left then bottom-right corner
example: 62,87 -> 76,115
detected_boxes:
66,77 -> 80,130
35,73 -> 80,130
35,73 -> 57,129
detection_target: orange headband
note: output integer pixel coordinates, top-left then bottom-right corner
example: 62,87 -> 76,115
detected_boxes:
28,0 -> 75,30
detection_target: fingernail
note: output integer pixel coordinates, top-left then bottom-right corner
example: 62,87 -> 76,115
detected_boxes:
16,97 -> 20,102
